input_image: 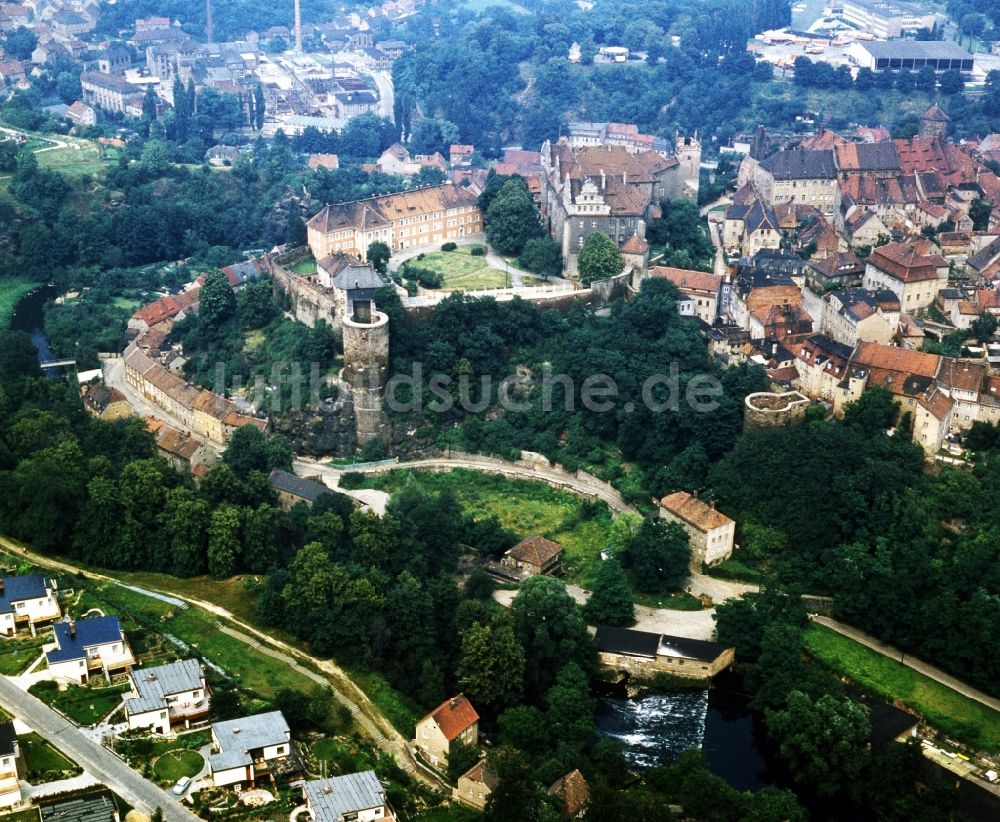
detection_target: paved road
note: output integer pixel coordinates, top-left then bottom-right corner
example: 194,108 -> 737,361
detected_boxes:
811,616 -> 1000,713
0,535 -> 442,791
0,676 -> 198,821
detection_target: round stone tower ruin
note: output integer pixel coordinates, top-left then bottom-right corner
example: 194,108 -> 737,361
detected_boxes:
342,282 -> 390,447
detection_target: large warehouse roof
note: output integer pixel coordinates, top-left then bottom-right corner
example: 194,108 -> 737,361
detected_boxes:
861,41 -> 973,61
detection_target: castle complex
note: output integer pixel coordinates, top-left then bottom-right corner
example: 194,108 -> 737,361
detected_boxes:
539,133 -> 700,276
306,182 -> 482,263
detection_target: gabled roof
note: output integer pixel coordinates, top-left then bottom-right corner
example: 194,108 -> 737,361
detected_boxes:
47,617 -> 123,664
936,358 -> 986,394
918,386 -> 953,422
595,625 -> 732,662
125,659 -> 205,716
548,769 -> 590,817
650,266 -> 721,293
423,695 -> 478,742
304,771 -> 385,822
210,711 -> 289,772
268,469 -> 330,503
659,491 -> 732,532
0,574 -> 52,614
760,149 -> 836,180
867,241 -> 947,283
854,340 -> 940,385
506,536 -> 563,567
834,142 -> 900,174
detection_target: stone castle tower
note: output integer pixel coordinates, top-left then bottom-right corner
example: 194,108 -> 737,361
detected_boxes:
342,283 -> 389,447
675,132 -> 702,202
919,105 -> 949,139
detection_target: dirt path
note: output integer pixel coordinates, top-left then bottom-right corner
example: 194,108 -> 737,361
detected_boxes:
0,536 -> 445,791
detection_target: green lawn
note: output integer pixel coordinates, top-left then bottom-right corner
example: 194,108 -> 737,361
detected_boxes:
311,737 -> 376,776
33,136 -> 114,177
0,809 -> 40,822
152,749 -> 204,783
0,634 -> 48,675
83,582 -> 314,701
805,623 -> 1000,753
342,666 -> 422,739
0,276 -> 38,329
288,252 -> 317,275
408,248 -> 510,290
28,681 -> 129,726
19,732 -> 79,780
358,469 -> 614,586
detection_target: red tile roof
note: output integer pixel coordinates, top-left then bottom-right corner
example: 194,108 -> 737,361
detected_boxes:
427,695 -> 479,742
506,536 -> 563,567
659,491 -> 732,532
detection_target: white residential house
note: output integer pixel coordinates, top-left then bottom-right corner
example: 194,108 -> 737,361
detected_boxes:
123,659 -> 210,735
0,574 -> 61,637
412,695 -> 479,770
45,617 -> 134,685
658,491 -> 735,569
303,771 -> 396,822
209,711 -> 292,788
0,722 -> 22,809
862,240 -> 949,312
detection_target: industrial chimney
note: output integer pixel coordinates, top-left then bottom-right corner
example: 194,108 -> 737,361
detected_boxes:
205,0 -> 213,42
294,0 -> 303,53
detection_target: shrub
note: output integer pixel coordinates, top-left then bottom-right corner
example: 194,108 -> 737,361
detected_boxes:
441,242 -> 457,252
339,471 -> 367,489
470,245 -> 486,256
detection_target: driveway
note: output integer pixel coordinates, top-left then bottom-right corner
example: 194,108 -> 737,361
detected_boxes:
492,572 -> 750,641
0,676 -> 199,821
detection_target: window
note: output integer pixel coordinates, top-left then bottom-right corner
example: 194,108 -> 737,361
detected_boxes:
276,746 -> 286,755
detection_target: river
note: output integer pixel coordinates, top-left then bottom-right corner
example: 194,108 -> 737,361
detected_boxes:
595,674 -> 779,792
9,283 -> 59,371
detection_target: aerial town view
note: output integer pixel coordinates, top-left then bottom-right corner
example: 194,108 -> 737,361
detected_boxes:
0,0 -> 999,819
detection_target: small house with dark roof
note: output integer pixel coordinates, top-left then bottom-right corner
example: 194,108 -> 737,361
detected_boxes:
820,288 -> 901,347
658,492 -> 734,568
502,536 -> 563,576
46,616 -> 134,685
413,694 -> 479,769
0,721 -> 22,809
0,574 -> 60,637
81,382 -> 131,421
807,251 -> 865,291
268,470 -> 332,511
595,626 -> 735,680
304,770 -> 395,821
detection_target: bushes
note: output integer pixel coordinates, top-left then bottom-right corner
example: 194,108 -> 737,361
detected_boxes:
441,242 -> 458,252
399,263 -> 443,289
470,245 -> 486,256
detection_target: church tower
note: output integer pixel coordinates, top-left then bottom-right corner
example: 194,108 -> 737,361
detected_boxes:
919,105 -> 949,139
675,132 -> 702,203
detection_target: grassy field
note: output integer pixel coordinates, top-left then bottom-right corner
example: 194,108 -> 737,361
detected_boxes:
28,681 -> 129,726
357,469 -> 615,586
342,666 -> 422,738
0,809 -> 40,822
0,276 -> 38,328
410,248 -> 510,290
33,135 -> 117,177
288,252 -> 317,275
152,749 -> 204,783
19,732 -> 79,779
805,623 -> 1000,753
0,634 -> 48,676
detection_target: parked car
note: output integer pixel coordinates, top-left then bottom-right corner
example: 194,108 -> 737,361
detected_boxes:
172,776 -> 191,796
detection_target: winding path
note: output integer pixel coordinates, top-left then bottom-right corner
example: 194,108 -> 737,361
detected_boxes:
0,536 -> 445,792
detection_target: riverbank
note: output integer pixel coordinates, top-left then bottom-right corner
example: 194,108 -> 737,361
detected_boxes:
0,276 -> 39,329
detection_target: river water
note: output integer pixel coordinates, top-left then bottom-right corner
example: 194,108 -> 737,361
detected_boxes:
9,284 -> 58,369
595,675 -> 777,792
